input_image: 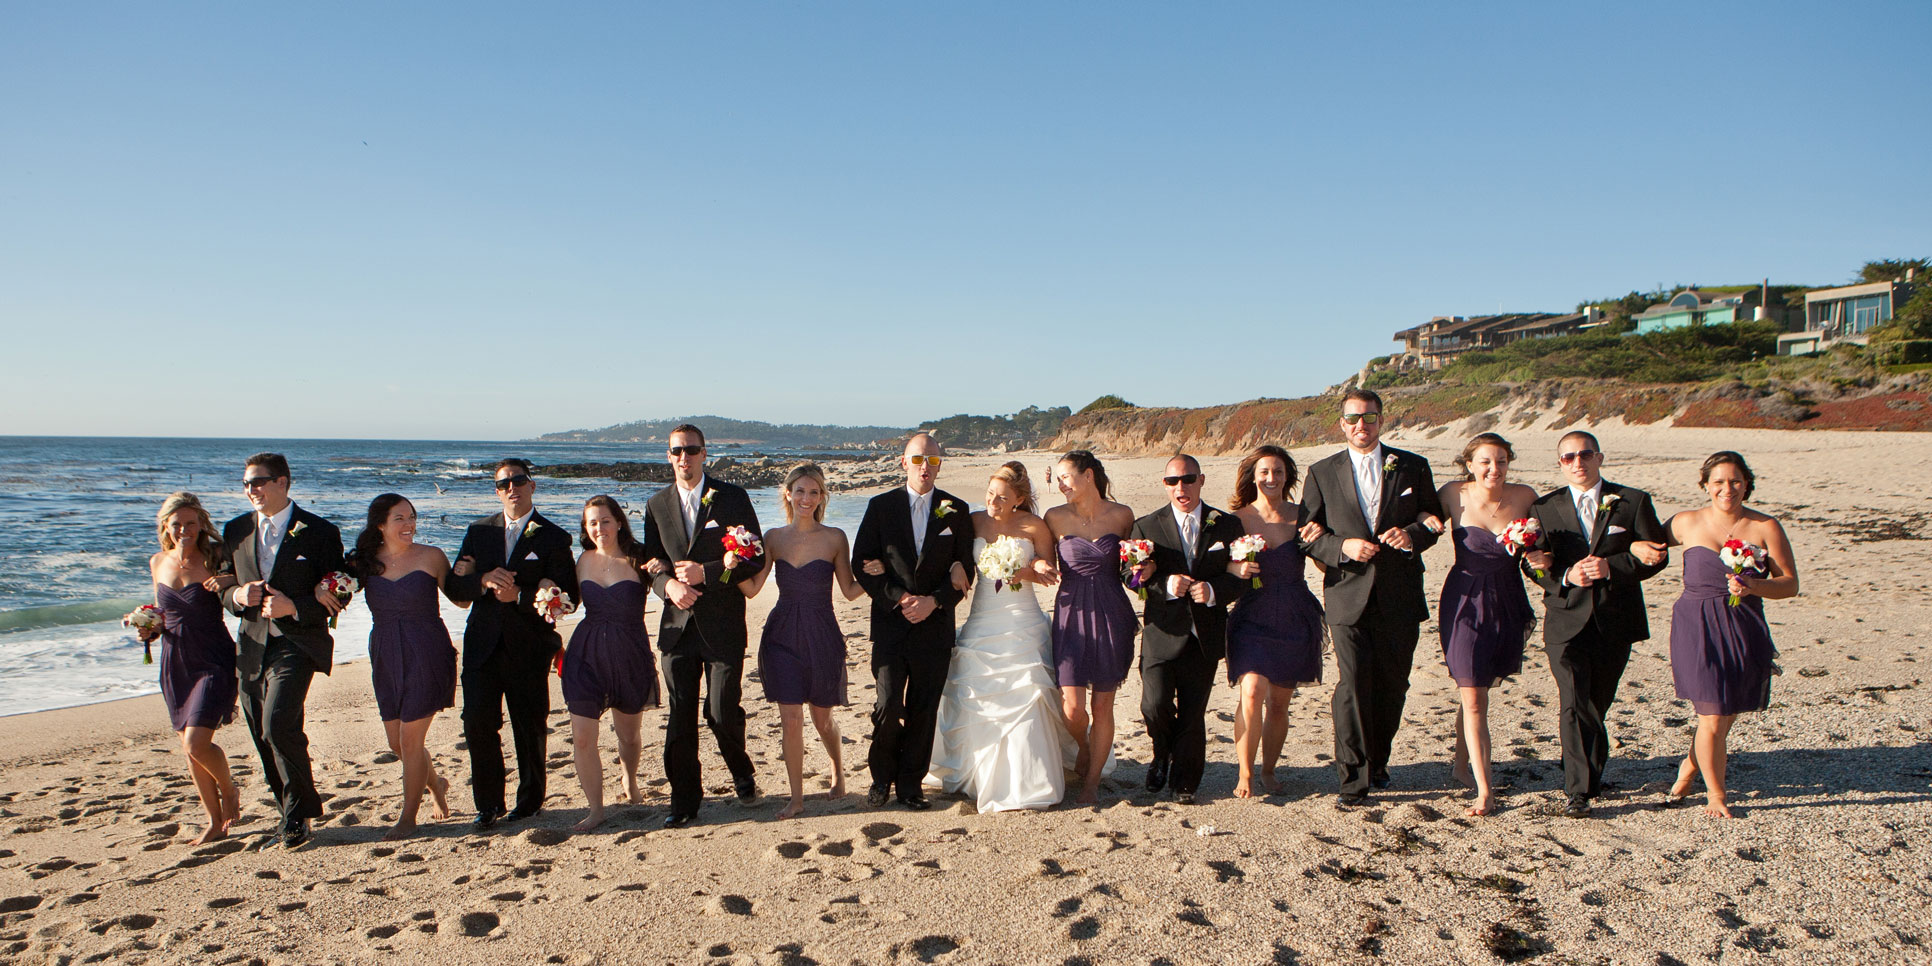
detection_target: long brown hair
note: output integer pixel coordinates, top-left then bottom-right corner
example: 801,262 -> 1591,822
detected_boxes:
580,495 -> 649,572
990,461 -> 1037,515
346,493 -> 412,579
1055,450 -> 1112,501
1699,451 -> 1755,500
1230,446 -> 1298,510
1455,433 -> 1517,482
155,492 -> 226,572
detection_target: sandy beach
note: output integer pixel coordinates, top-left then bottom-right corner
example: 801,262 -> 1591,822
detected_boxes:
3,418 -> 1929,965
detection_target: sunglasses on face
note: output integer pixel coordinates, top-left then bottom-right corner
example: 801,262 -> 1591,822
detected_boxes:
1162,474 -> 1201,486
1558,449 -> 1599,464
242,476 -> 279,489
494,474 -> 533,490
668,445 -> 704,457
1341,412 -> 1383,425
906,455 -> 942,467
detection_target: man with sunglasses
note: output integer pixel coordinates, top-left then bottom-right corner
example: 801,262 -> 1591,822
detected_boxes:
851,433 -> 977,810
1300,389 -> 1445,807
641,424 -> 765,828
221,452 -> 343,847
1527,431 -> 1667,818
1127,455 -> 1248,804
447,458 -> 579,829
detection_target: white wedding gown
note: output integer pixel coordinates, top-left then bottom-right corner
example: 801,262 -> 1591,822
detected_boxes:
926,538 -> 1072,812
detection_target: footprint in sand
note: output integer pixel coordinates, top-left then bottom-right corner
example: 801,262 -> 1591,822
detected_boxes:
771,842 -> 812,860
859,822 -> 902,841
457,910 -> 501,937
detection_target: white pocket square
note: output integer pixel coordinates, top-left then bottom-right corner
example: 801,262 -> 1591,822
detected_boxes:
524,551 -> 539,560
294,555 -> 307,561
1208,541 -> 1225,551
1607,525 -> 1627,535
1400,487 -> 1413,497
704,519 -> 720,529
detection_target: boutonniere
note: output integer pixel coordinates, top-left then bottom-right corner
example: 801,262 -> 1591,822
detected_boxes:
1204,510 -> 1221,527
524,520 -> 540,539
701,489 -> 716,508
1382,453 -> 1398,474
287,521 -> 307,539
935,500 -> 958,519
1599,494 -> 1620,513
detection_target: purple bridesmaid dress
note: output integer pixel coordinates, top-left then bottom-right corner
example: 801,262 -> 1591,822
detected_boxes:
363,570 -> 457,722
757,559 -> 849,708
154,582 -> 238,732
1051,535 -> 1138,692
1669,547 -> 1775,715
1226,542 -> 1325,687
1437,526 -> 1534,687
562,580 -> 662,717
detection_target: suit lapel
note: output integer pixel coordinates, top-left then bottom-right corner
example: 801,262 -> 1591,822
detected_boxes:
1191,507 -> 1217,574
1586,483 -> 1614,553
1330,453 -> 1369,537
506,511 -> 534,564
266,506 -> 300,585
1376,449 -> 1401,532
235,515 -> 262,582
689,485 -> 713,555
913,492 -> 940,568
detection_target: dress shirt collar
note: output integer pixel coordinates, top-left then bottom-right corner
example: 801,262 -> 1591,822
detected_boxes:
1567,481 -> 1603,510
504,507 -> 535,536
677,475 -> 708,505
906,484 -> 932,509
1348,444 -> 1384,471
259,502 -> 295,537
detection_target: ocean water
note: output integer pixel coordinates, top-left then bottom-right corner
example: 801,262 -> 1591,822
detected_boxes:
0,437 -> 868,717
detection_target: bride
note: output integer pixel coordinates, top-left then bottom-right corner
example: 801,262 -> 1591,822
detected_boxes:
925,462 -> 1074,811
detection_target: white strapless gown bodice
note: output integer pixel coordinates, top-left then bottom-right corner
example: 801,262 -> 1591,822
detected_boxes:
925,537 -> 1071,811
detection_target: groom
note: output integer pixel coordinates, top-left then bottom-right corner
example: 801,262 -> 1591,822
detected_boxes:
221,453 -> 342,848
641,424 -> 765,828
852,433 -> 976,810
1527,431 -> 1667,818
447,458 -> 579,829
1129,455 -> 1246,804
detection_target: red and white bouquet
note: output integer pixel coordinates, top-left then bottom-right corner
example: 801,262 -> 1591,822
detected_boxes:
1718,538 -> 1766,607
1497,518 -> 1545,579
1119,538 -> 1155,600
977,535 -> 1029,592
1229,534 -> 1268,589
320,571 -> 359,628
720,526 -> 764,583
534,585 -> 576,624
123,603 -> 163,664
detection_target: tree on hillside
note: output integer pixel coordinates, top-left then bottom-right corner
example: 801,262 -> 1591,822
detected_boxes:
1858,258 -> 1929,284
1870,283 -> 1932,342
1076,395 -> 1135,415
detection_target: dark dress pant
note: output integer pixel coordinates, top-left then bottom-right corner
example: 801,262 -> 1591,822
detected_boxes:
660,624 -> 754,816
1545,623 -> 1632,800
1139,642 -> 1219,795
867,638 -> 950,795
1330,602 -> 1421,796
462,643 -> 551,815
240,637 -> 324,829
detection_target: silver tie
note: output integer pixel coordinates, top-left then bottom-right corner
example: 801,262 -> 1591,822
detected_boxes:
1578,493 -> 1597,536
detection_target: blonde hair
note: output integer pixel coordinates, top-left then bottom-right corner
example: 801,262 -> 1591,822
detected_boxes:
156,492 -> 224,571
989,461 -> 1036,515
781,463 -> 828,523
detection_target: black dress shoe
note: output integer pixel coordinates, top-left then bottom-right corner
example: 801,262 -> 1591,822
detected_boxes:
661,812 -> 695,829
866,785 -> 890,807
1337,792 -> 1370,808
1175,792 -> 1196,805
734,777 -> 759,804
473,807 -> 502,830
281,819 -> 311,849
505,804 -> 541,822
1370,767 -> 1391,790
1144,758 -> 1169,793
896,794 -> 931,811
1562,797 -> 1592,819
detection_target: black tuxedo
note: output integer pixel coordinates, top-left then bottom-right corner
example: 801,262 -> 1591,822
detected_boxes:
851,486 -> 976,796
1527,481 -> 1666,800
1300,445 -> 1444,796
1129,504 -> 1247,796
639,476 -> 763,816
221,504 -> 343,829
447,509 -> 579,816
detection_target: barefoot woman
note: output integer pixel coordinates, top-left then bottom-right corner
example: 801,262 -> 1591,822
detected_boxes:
144,493 -> 242,844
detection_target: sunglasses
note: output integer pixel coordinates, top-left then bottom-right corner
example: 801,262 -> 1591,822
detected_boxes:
1558,449 -> 1599,464
907,455 -> 943,467
1341,412 -> 1383,425
242,476 -> 281,489
668,445 -> 705,457
493,474 -> 533,490
1162,473 -> 1201,486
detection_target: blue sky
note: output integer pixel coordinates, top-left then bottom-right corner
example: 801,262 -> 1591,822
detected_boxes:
4,2 -> 1926,439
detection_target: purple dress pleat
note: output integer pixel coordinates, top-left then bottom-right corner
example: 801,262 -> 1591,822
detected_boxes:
758,559 -> 849,707
1437,526 -> 1533,687
1226,542 -> 1325,687
1669,546 -> 1775,715
562,580 -> 662,717
363,570 -> 457,722
154,582 -> 238,732
1051,535 -> 1138,692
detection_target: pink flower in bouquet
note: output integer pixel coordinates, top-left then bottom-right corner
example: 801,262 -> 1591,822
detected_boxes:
1229,534 -> 1268,589
1118,538 -> 1154,600
534,585 -> 576,624
720,526 -> 763,583
1497,518 -> 1545,579
123,603 -> 163,665
1719,538 -> 1766,606
320,571 -> 359,628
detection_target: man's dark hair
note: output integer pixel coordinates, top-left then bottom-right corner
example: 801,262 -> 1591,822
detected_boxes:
1558,430 -> 1601,452
244,452 -> 291,480
669,424 -> 706,446
493,457 -> 534,476
1341,388 -> 1384,412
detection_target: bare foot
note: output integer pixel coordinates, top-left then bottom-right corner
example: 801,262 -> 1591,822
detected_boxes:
1464,792 -> 1496,817
1670,758 -> 1699,799
382,820 -> 418,841
623,774 -> 643,805
1703,795 -> 1735,818
191,823 -> 228,846
1232,775 -> 1254,799
827,778 -> 846,799
220,783 -> 241,826
429,775 -> 452,820
775,799 -> 805,820
1451,760 -> 1476,791
1075,782 -> 1100,806
1261,769 -> 1284,795
573,808 -> 605,832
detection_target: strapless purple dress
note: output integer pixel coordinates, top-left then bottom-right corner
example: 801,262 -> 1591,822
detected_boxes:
1225,542 -> 1325,687
758,559 -> 849,707
154,582 -> 238,732
1437,526 -> 1534,687
562,580 -> 662,717
1051,535 -> 1138,692
363,570 -> 457,722
1670,546 -> 1775,715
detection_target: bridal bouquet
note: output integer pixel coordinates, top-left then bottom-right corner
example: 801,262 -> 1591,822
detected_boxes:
1497,518 -> 1545,579
122,603 -> 162,664
720,526 -> 763,583
320,571 -> 359,628
977,535 -> 1029,593
1229,534 -> 1269,589
1719,538 -> 1766,607
534,585 -> 577,624
1119,538 -> 1154,600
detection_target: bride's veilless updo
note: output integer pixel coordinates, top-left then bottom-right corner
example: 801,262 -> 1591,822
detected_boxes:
990,461 -> 1037,515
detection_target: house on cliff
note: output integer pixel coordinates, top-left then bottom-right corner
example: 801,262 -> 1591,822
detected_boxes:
1390,309 -> 1603,371
1778,270 -> 1919,356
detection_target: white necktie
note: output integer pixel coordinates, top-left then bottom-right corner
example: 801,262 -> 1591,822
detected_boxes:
506,521 -> 520,560
1578,492 -> 1597,536
260,517 -> 279,575
1180,512 -> 1197,569
1359,456 -> 1381,529
684,492 -> 699,539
